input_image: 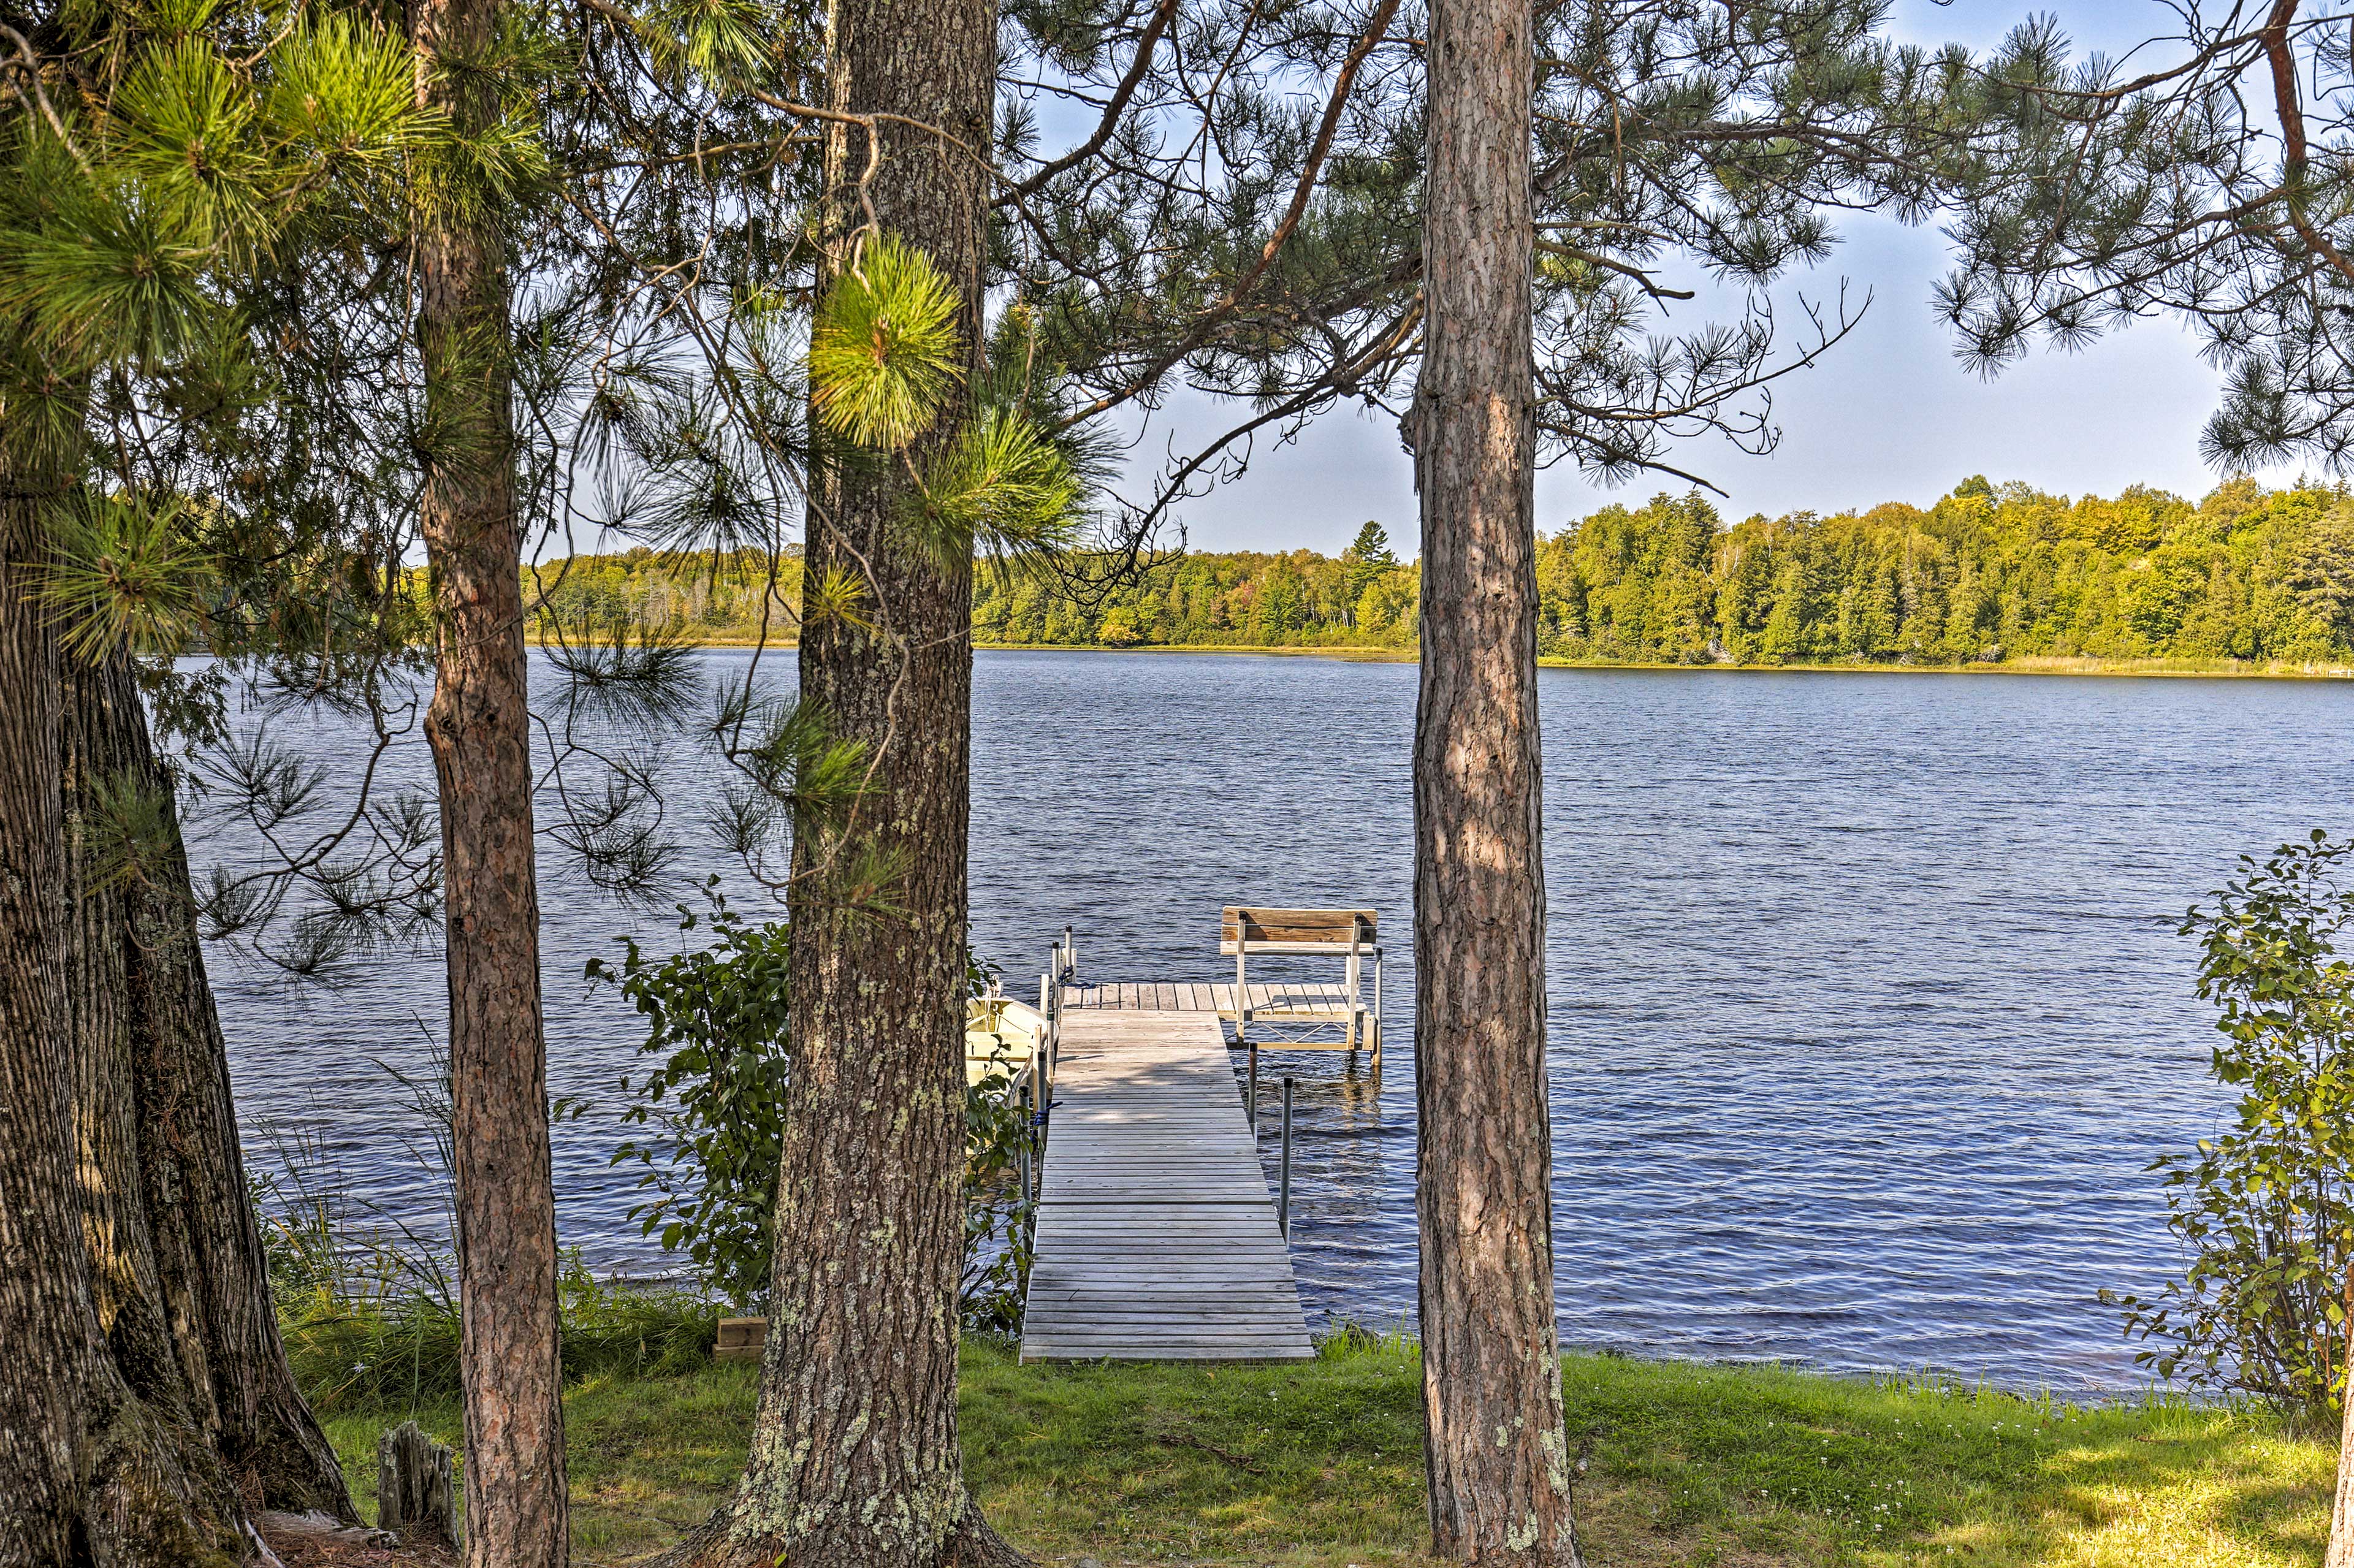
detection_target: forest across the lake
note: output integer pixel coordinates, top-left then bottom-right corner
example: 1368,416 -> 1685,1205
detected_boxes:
528,473 -> 2354,671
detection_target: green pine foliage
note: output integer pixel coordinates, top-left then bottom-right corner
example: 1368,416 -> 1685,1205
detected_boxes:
918,406 -> 1084,573
0,0 -> 435,680
808,233 -> 963,452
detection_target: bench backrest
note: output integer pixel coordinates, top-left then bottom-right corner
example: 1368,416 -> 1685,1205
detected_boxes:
1221,907 -> 1377,951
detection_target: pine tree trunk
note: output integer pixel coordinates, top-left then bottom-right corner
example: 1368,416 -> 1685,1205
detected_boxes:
0,435 -> 249,1564
411,0 -> 569,1557
59,650 -> 357,1521
663,4 -> 1013,1565
1410,0 -> 1582,1558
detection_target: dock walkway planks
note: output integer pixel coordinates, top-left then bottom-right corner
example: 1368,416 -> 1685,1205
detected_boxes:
1019,1008 -> 1313,1362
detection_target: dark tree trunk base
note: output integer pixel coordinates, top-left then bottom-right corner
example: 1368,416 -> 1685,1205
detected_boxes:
0,466 -> 286,1566
943,1505 -> 1034,1568
64,652 -> 358,1524
655,1496 -> 1031,1568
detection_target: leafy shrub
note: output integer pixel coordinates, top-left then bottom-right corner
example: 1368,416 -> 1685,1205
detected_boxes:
595,889 -> 1037,1326
592,886 -> 791,1310
963,1058 -> 1035,1334
2106,831 -> 2354,1417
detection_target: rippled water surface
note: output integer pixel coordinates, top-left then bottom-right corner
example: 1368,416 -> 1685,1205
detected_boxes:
218,651 -> 2352,1391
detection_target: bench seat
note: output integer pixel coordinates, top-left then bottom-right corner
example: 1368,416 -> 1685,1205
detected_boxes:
1221,906 -> 1382,1064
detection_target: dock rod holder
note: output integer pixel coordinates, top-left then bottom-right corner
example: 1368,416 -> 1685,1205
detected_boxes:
1278,1076 -> 1295,1239
1016,1071 -> 1035,1211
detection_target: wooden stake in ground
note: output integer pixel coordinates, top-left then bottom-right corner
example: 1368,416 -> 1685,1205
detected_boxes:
660,0 -> 1016,1565
1409,0 -> 1583,1557
411,0 -> 568,1556
2332,1298 -> 2354,1568
379,1422 -> 459,1544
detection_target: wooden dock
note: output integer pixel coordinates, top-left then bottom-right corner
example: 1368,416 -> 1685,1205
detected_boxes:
1018,1007 -> 1313,1362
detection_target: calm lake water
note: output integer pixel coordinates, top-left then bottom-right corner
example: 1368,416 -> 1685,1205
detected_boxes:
215,650 -> 2352,1393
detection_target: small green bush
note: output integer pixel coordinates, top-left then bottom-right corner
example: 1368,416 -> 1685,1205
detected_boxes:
2107,829 -> 2354,1417
595,891 -> 1036,1326
592,886 -> 792,1311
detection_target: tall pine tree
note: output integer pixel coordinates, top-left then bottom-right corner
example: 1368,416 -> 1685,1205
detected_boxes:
0,3 -> 425,1553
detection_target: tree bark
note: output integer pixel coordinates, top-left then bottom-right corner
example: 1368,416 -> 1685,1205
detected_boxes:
0,431 -> 249,1564
411,0 -> 569,1559
2331,1312 -> 2354,1567
59,650 -> 358,1522
1410,0 -> 1582,1558
662,2 -> 1012,1564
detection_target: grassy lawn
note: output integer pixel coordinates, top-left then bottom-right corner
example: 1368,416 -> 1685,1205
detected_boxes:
318,1335 -> 2333,1567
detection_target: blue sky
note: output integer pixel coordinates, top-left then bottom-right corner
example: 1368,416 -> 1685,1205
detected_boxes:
1135,0 -> 2304,555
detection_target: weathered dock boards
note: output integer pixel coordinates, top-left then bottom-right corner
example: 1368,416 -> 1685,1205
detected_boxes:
1020,1008 -> 1313,1362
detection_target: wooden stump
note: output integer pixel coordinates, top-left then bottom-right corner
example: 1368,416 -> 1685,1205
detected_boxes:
376,1421 -> 457,1543
715,1315 -> 767,1361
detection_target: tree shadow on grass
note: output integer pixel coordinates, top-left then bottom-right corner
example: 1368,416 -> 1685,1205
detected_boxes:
2215,1480 -> 2329,1564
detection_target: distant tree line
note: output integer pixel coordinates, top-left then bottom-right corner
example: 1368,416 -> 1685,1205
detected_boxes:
529,550 -> 805,644
1547,477 -> 2354,666
525,524 -> 1426,648
533,478 -> 2354,668
977,522 -> 1422,648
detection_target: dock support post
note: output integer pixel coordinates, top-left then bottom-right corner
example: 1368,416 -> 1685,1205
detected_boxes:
1278,1076 -> 1295,1239
1042,970 -> 1059,1103
1247,1038 -> 1259,1129
1344,921 -> 1362,1051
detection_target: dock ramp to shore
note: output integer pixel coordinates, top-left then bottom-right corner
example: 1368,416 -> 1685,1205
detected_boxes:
1018,1003 -> 1314,1363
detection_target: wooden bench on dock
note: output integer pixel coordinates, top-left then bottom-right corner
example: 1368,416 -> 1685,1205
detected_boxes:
1221,907 -> 1382,1068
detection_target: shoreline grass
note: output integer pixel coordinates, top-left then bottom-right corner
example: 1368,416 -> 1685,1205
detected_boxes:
314,1335 -> 2333,1566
